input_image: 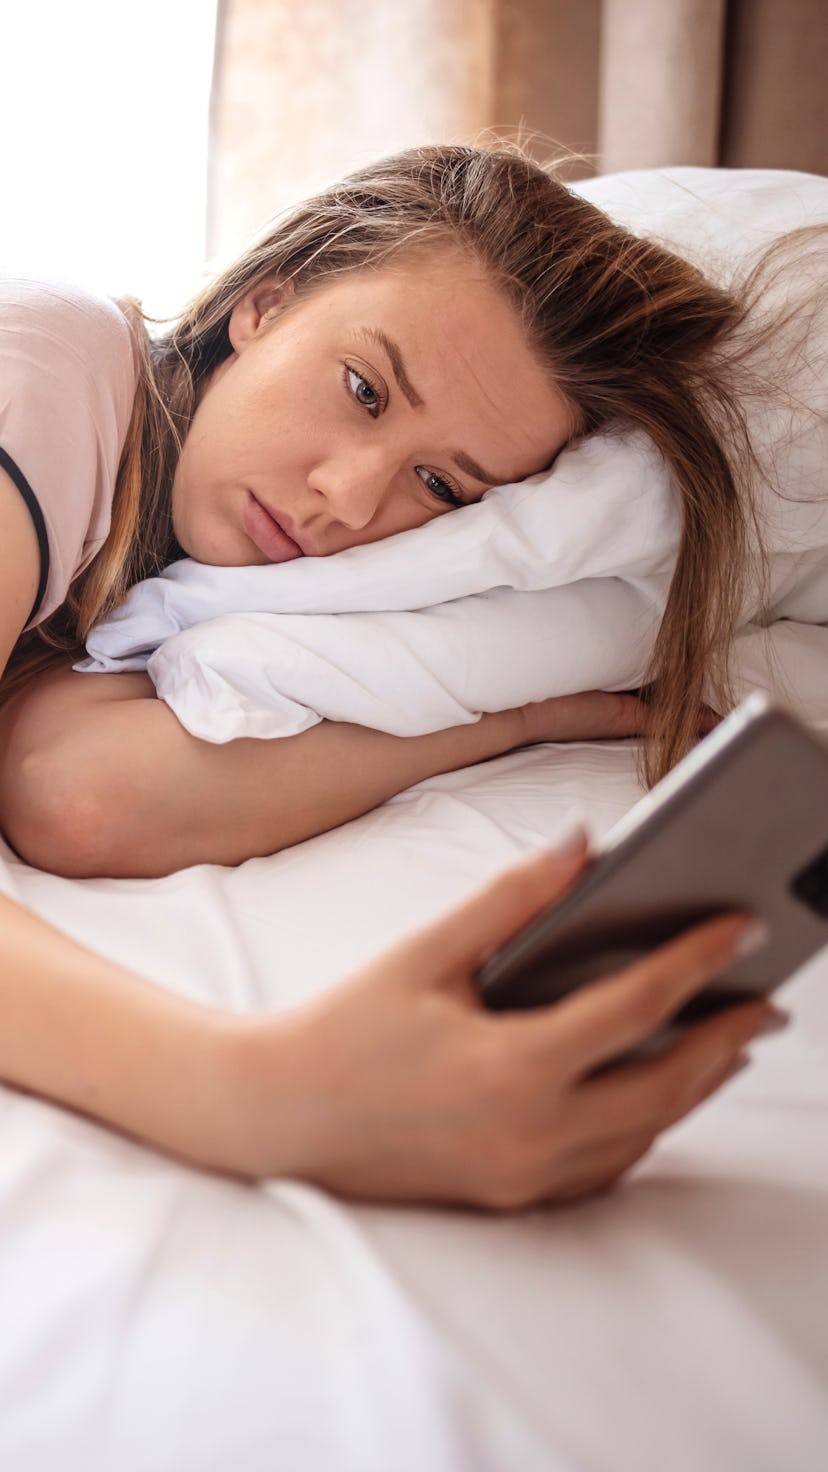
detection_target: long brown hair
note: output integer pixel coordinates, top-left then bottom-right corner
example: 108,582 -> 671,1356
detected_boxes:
5,144 -> 823,784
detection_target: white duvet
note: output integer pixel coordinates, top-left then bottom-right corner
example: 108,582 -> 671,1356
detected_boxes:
81,167 -> 828,739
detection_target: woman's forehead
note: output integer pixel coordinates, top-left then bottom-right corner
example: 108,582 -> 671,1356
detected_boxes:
259,254 -> 572,478
286,250 -> 485,326
325,260 -> 571,471
305,258 -> 537,393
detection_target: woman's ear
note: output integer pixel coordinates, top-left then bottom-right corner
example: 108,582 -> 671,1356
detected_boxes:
227,278 -> 294,353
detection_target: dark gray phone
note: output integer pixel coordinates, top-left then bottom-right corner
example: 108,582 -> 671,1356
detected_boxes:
476,694 -> 828,1028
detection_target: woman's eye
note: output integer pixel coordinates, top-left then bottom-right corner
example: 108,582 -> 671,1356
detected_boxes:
416,467 -> 464,509
346,366 -> 382,417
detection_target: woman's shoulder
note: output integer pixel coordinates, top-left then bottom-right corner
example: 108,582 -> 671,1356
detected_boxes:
0,271 -> 139,483
0,272 -> 138,387
0,273 -> 141,629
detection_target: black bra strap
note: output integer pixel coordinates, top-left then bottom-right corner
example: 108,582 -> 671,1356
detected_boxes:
0,445 -> 50,624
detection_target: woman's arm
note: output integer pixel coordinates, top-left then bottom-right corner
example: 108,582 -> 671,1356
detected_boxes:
0,841 -> 777,1202
0,665 -> 646,878
0,889 -> 245,1170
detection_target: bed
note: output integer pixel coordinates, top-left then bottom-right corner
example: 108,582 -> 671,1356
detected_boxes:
3,159 -> 828,1470
1,732 -> 826,1472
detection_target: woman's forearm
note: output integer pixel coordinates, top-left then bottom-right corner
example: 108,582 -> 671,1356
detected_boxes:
0,668 -> 528,876
0,890 -> 251,1171
0,855 -> 773,1210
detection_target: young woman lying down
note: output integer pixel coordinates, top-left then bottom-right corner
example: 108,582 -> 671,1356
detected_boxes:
0,144 -> 821,1208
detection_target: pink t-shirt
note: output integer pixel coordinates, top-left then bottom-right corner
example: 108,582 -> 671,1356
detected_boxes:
0,274 -> 139,628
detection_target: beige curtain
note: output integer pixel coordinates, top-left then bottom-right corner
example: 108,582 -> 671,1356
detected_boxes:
598,0 -> 727,172
208,0 -> 827,263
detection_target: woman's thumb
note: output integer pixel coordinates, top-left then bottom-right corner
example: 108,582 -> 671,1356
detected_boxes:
421,824 -> 590,981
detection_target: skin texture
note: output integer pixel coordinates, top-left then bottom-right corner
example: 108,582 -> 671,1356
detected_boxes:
171,254 -> 575,564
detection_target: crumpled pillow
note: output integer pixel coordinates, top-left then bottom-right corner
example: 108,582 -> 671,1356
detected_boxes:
80,430 -> 679,739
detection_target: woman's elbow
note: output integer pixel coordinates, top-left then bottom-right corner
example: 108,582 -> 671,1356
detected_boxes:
0,745 -> 139,878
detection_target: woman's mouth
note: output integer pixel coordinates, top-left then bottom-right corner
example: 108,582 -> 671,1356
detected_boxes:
242,490 -> 305,563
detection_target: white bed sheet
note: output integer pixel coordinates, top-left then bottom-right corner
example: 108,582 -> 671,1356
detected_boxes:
1,739 -> 826,1472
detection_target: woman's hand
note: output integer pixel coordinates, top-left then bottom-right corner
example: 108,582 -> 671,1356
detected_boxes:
230,836 -> 779,1208
513,690 -> 721,747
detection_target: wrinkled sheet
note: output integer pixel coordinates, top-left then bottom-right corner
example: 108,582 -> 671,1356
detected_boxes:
1,738 -> 826,1472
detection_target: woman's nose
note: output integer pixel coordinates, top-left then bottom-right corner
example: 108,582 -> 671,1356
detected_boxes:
310,449 -> 392,530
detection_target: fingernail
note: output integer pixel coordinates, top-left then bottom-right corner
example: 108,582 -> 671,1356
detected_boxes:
755,1006 -> 791,1037
733,919 -> 769,961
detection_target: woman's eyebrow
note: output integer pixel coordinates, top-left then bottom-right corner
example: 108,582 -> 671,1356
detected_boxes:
359,327 -> 424,409
358,327 -> 500,484
451,449 -> 500,485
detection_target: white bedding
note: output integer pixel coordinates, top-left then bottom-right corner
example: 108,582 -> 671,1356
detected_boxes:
5,163 -> 828,1471
1,737 -> 826,1472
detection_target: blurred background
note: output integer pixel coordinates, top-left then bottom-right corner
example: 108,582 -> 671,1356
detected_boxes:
2,0 -> 825,317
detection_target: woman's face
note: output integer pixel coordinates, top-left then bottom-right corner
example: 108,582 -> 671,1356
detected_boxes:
172,251 -> 574,564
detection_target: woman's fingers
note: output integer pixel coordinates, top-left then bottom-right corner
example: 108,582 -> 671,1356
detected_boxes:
543,1132 -> 658,1205
475,1005 -> 764,1212
515,691 -> 720,749
494,1030 -> 756,1211
519,690 -> 649,745
564,1004 -> 766,1147
396,836 -> 591,984
539,1032 -> 756,1205
499,913 -> 767,1079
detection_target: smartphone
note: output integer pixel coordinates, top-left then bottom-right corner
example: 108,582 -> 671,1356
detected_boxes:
476,694 -> 828,1040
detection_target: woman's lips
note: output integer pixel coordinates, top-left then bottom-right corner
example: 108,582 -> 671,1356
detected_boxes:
242,490 -> 305,562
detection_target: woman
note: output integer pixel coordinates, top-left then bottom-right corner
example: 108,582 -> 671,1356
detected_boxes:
0,145 -> 796,1206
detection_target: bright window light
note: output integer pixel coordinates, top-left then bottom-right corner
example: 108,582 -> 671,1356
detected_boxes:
1,1 -> 217,319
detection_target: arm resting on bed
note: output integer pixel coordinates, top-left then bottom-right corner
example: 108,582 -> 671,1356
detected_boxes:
0,889 -> 258,1171
0,666 -> 645,879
